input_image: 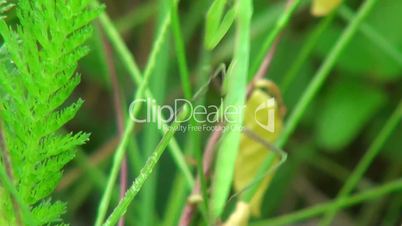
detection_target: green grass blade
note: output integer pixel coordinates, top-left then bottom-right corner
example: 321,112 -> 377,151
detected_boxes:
319,100 -> 402,225
93,1 -> 142,86
204,0 -> 236,50
141,0 -> 171,224
245,0 -> 381,211
94,1 -> 193,190
172,4 -> 193,99
248,0 -> 302,79
115,2 -> 156,35
251,179 -> 402,226
281,13 -> 335,93
213,3 -> 282,64
94,0 -> 179,224
211,0 -> 252,220
72,150 -> 138,224
161,175 -> 188,226
338,5 -> 402,67
276,0 -> 380,148
102,104 -> 191,226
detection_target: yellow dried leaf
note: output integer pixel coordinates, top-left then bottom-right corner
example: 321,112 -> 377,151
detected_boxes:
223,202 -> 250,226
233,82 -> 284,217
311,0 -> 342,17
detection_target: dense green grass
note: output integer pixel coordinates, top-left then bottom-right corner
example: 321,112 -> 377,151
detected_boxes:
1,0 -> 401,225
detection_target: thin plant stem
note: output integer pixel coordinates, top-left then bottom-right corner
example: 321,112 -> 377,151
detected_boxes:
211,0 -> 253,219
357,162 -> 401,226
73,150 -> 138,224
115,2 -> 156,35
182,0 -> 211,42
280,12 -> 335,93
247,0 -> 295,94
141,0 -> 170,224
176,49 -> 212,226
0,164 -> 33,225
99,24 -> 128,226
94,116 -> 135,226
248,0 -> 302,79
102,104 -> 191,226
94,0 -> 179,224
0,128 -> 23,226
248,0 -> 382,209
213,3 -> 282,64
162,174 -> 188,226
276,0 -> 380,148
180,2 -> 287,217
172,4 -> 192,99
247,36 -> 281,95
179,124 -> 224,226
320,100 -> 402,225
0,126 -> 33,225
227,0 -> 294,209
338,5 -> 402,67
250,179 -> 402,226
94,0 -> 193,188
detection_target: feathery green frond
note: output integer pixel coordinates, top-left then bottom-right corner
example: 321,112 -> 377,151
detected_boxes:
0,0 -> 101,225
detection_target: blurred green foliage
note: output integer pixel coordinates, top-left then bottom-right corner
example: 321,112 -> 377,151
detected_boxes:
2,0 -> 396,225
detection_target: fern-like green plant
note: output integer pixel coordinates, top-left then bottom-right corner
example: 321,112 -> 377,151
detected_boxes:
0,0 -> 101,225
